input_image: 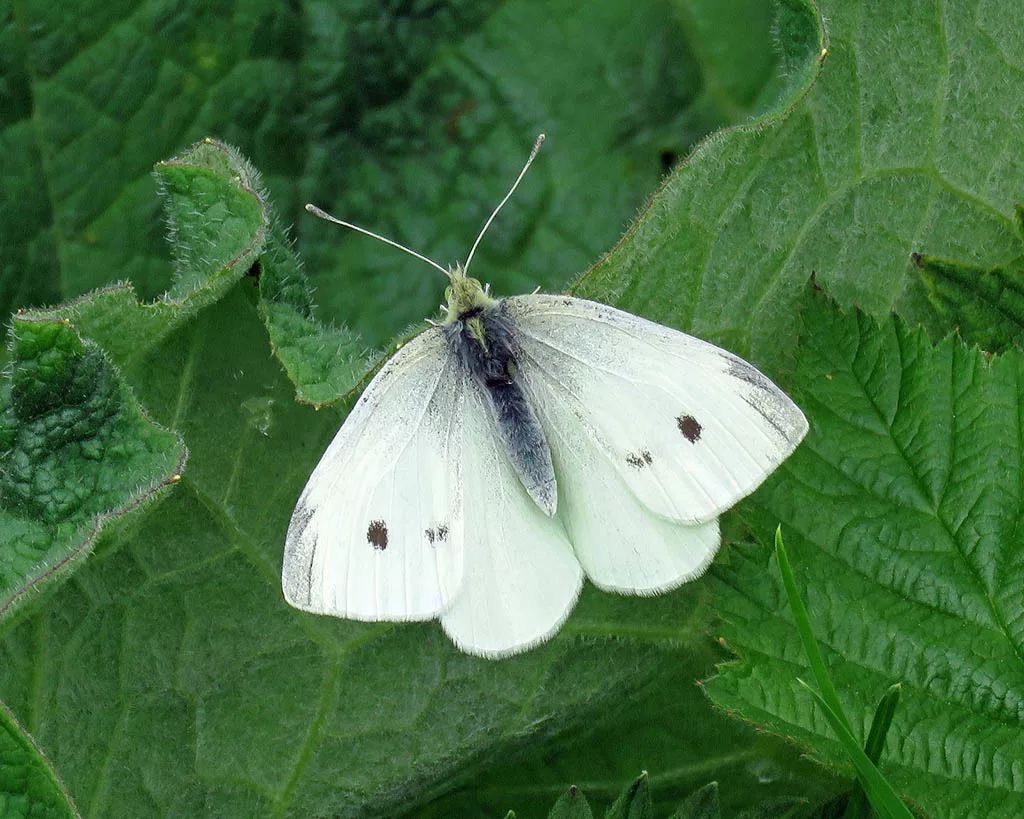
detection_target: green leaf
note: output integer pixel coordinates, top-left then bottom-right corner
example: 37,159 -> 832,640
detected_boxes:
0,0 -> 787,343
735,797 -> 812,819
706,292 -> 1024,817
256,218 -> 371,407
548,785 -> 595,819
300,0 -> 796,348
157,139 -> 267,300
911,252 -> 1024,352
772,528 -> 911,818
604,772 -> 652,819
0,315 -> 184,621
0,700 -> 80,819
58,138 -> 267,367
575,0 -> 1024,374
773,528 -> 851,735
862,684 -> 902,770
49,136 -> 368,409
423,645 -> 842,818
669,781 -> 720,819
846,683 -> 902,819
0,281 -> 736,818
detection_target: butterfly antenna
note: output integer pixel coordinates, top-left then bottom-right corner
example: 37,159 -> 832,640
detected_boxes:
304,203 -> 450,278
463,133 -> 545,275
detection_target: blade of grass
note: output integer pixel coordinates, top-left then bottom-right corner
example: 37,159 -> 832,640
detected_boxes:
796,681 -> 913,819
775,527 -> 912,819
773,527 -> 850,732
845,684 -> 903,819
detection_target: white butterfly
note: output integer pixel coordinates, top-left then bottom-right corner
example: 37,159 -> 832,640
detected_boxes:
282,135 -> 807,658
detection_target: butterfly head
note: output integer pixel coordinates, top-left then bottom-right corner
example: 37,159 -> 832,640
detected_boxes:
442,264 -> 496,324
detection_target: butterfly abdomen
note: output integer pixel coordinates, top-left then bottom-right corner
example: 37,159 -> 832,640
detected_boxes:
446,303 -> 557,515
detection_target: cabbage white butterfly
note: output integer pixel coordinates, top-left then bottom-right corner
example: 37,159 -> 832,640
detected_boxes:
282,135 -> 807,657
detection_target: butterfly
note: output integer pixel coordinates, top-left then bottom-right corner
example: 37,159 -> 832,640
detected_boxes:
282,135 -> 807,657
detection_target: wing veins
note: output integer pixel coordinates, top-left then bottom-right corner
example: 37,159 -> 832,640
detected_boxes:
517,347 -> 722,513
514,329 -> 766,493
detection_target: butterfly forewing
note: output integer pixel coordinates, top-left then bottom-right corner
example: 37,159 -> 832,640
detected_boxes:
504,294 -> 808,526
282,329 -> 464,621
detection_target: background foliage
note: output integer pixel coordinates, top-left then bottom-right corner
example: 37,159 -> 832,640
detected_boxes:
1,0 -> 1022,817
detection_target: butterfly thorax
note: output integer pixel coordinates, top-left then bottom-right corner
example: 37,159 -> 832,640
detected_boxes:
442,279 -> 557,515
442,264 -> 496,326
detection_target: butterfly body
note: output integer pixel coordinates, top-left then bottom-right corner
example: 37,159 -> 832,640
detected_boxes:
444,268 -> 556,515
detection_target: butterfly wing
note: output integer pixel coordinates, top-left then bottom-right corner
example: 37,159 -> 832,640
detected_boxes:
440,380 -> 582,657
503,295 -> 805,593
529,377 -> 721,594
282,329 -> 464,621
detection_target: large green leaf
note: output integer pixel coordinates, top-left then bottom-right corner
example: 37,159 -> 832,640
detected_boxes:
576,0 -> 1024,372
707,292 -> 1024,817
0,700 -> 80,819
0,280 -> 730,818
421,642 -> 840,817
298,0 -> 789,347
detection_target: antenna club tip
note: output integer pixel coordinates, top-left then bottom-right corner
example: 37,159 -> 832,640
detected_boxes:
304,203 -> 319,214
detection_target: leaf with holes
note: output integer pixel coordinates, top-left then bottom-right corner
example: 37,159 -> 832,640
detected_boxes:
707,291 -> 1024,817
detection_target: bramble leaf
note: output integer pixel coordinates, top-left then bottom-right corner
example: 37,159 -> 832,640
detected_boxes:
707,292 -> 1024,817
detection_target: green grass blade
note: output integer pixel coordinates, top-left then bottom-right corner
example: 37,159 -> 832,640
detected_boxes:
773,527 -> 851,733
797,681 -> 913,819
846,683 -> 903,819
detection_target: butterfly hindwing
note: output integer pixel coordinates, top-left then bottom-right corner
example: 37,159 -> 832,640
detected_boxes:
522,361 -> 721,593
440,380 -> 582,657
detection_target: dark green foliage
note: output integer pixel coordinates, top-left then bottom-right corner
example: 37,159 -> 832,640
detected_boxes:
1,0 -> 1023,817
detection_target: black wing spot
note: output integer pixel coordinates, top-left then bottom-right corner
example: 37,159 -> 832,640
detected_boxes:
367,520 -> 388,550
626,449 -> 654,468
677,414 -> 702,443
425,524 -> 449,545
